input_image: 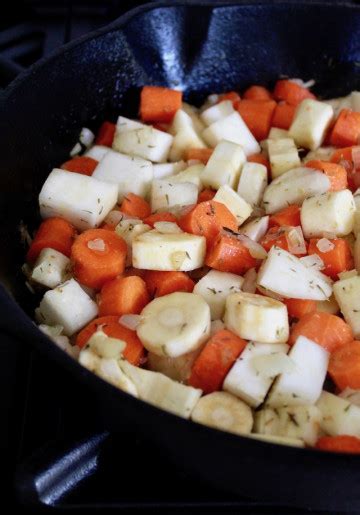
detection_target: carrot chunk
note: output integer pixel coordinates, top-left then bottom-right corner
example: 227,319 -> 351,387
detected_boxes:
237,99 -> 276,140
184,148 -> 213,164
123,267 -> 146,279
269,205 -> 301,228
308,238 -> 354,279
243,85 -> 273,101
98,276 -> 150,316
217,91 -> 241,108
284,298 -> 317,320
76,315 -> 145,365
328,341 -> 360,390
330,109 -> 360,147
71,228 -> 127,289
205,233 -> 257,275
289,312 -> 353,352
273,80 -> 316,106
260,226 -> 306,256
26,217 -> 76,263
247,153 -> 271,173
144,270 -> 194,298
120,193 -> 151,220
178,201 -> 238,246
198,188 -> 216,203
140,85 -> 182,123
95,121 -> 116,147
330,146 -> 354,164
271,102 -> 296,130
189,329 -> 246,393
143,212 -> 178,228
61,156 -> 98,176
315,435 -> 360,454
305,160 -> 348,191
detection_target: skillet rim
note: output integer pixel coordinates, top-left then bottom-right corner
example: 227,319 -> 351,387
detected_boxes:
2,0 -> 360,459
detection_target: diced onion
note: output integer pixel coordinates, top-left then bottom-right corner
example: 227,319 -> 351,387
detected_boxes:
119,314 -> 142,331
300,254 -> 325,271
105,210 -> 132,226
316,238 -> 335,253
80,127 -> 95,148
242,268 -> 257,294
87,238 -> 105,251
70,142 -> 82,157
235,233 -> 268,259
285,226 -> 307,255
154,222 -> 183,234
251,353 -> 296,378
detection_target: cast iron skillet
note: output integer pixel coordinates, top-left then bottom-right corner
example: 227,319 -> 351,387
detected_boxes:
1,1 -> 360,509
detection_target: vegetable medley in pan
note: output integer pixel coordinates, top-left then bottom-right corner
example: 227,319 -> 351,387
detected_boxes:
23,79 -> 360,454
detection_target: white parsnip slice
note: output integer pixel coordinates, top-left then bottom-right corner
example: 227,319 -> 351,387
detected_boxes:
289,99 -> 334,150
333,274 -> 360,337
201,140 -> 246,190
316,391 -> 360,437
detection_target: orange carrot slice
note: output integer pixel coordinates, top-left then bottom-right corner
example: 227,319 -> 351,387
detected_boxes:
95,121 -> 116,147
140,86 -> 182,123
315,435 -> 360,454
328,341 -> 360,390
243,85 -> 273,101
284,298 -> 317,320
61,156 -> 98,176
330,109 -> 360,147
308,238 -> 353,279
273,80 -> 316,106
98,276 -> 150,316
271,102 -> 296,130
205,233 -> 257,275
269,205 -> 301,228
144,271 -> 194,298
120,193 -> 151,220
26,217 -> 76,263
305,160 -> 348,191
237,99 -> 276,140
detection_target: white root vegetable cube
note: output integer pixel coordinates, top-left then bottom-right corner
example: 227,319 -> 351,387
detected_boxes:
150,179 -> 198,212
147,348 -> 201,383
169,109 -> 195,135
268,128 -> 289,140
191,391 -> 253,436
115,115 -> 144,133
169,125 -> 207,162
237,162 -> 268,207
168,164 -> 204,191
316,391 -> 360,437
193,269 -> 244,320
115,219 -> 151,266
84,145 -> 110,161
37,278 -> 98,336
92,149 -> 153,202
31,248 -> 70,289
257,246 -> 332,300
239,216 -> 269,242
39,169 -> 118,231
289,99 -> 334,150
113,126 -> 173,163
132,230 -> 206,271
202,112 -> 260,155
333,275 -> 360,337
182,102 -> 206,134
200,100 -> 235,126
301,190 -> 355,238
268,138 -> 300,178
224,292 -> 289,343
266,336 -> 329,408
119,360 -> 202,418
254,405 -> 322,446
223,341 -> 289,408
153,161 -> 186,179
202,140 -> 246,190
137,292 -> 210,358
214,185 -> 252,226
262,167 -> 330,214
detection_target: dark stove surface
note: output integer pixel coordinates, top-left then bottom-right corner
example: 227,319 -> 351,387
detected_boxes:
2,2 -> 358,514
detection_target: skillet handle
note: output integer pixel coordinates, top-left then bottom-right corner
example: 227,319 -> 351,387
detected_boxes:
15,431 -> 109,506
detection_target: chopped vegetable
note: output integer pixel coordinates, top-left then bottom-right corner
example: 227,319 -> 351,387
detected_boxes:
308,238 -> 353,279
315,435 -> 360,454
61,156 -> 98,176
144,270 -> 195,297
330,109 -> 360,147
140,85 -> 182,123
205,232 -> 257,275
26,216 -> 76,263
237,99 -> 276,141
98,276 -> 150,316
120,193 -> 151,219
95,121 -> 116,147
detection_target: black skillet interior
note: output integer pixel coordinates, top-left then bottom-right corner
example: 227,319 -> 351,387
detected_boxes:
1,1 -> 360,510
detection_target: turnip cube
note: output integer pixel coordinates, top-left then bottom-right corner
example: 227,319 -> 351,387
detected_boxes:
37,278 -> 98,336
92,149 -> 153,202
115,116 -> 144,133
224,292 -> 289,344
31,248 -> 70,289
257,246 -> 332,300
301,190 -> 355,238
317,391 -> 360,437
266,336 -> 329,408
200,100 -> 235,126
201,140 -> 246,190
289,99 -> 334,150
262,167 -> 330,214
153,161 -> 186,180
214,185 -> 252,226
237,162 -> 268,206
84,145 -> 110,161
169,126 -> 207,162
333,275 -> 360,337
113,126 -> 173,163
223,341 -> 289,408
268,138 -> 300,178
193,269 -> 244,320
202,112 -> 260,155
39,169 -> 118,231
239,216 -> 269,242
150,179 -> 198,212
168,164 -> 204,191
